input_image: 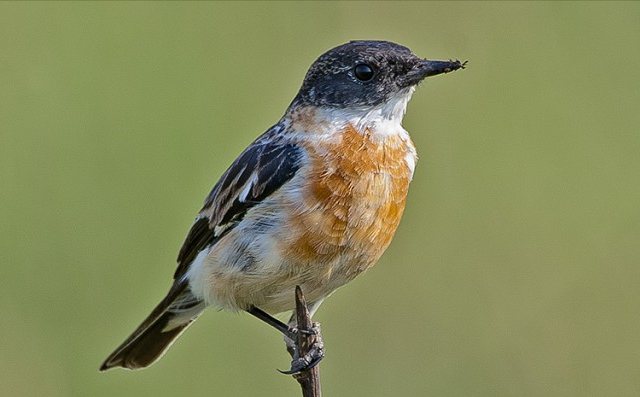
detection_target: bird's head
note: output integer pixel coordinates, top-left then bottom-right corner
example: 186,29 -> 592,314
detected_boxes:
292,40 -> 465,111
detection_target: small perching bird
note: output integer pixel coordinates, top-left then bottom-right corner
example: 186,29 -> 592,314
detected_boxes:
100,40 -> 465,372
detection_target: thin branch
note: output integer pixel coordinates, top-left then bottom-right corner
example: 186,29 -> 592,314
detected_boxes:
289,286 -> 322,397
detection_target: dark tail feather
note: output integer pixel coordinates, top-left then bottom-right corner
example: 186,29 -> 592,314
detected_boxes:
100,282 -> 205,371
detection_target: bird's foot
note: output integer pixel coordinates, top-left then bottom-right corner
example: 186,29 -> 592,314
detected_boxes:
279,322 -> 324,374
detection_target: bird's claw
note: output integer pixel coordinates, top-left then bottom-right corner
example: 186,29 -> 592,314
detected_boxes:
278,347 -> 324,374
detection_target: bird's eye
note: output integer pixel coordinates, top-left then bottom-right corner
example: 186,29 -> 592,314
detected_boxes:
354,64 -> 374,81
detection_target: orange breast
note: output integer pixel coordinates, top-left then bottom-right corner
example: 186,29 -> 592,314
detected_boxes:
283,124 -> 415,281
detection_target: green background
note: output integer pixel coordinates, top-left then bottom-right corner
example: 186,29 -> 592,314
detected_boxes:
1,2 -> 639,396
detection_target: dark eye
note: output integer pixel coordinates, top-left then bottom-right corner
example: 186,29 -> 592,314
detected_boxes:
354,64 -> 374,81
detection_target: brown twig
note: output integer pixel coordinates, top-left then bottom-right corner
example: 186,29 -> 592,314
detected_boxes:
290,286 -> 322,397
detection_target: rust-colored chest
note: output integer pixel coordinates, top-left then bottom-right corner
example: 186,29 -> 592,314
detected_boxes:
283,124 -> 416,277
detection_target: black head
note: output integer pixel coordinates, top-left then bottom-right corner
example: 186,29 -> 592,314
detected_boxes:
291,40 -> 465,108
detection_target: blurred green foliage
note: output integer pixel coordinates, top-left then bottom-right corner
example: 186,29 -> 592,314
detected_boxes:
1,2 -> 639,396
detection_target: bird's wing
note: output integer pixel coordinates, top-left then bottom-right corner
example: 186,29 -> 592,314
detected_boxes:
174,128 -> 304,280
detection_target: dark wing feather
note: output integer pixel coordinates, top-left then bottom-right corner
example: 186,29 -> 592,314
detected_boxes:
174,132 -> 303,280
173,217 -> 219,277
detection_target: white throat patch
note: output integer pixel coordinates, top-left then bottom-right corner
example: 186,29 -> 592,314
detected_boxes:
319,86 -> 416,139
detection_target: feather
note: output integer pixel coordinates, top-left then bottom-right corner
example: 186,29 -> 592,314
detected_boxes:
174,126 -> 303,281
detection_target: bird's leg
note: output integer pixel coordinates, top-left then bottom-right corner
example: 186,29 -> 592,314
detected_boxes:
247,306 -> 312,340
247,302 -> 324,374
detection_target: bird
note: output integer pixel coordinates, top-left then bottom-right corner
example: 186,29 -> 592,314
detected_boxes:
100,40 -> 465,372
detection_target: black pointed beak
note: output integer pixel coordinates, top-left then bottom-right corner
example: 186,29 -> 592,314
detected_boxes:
405,59 -> 467,86
421,59 -> 467,76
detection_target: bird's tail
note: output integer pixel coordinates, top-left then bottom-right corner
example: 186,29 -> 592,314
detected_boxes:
100,282 -> 205,371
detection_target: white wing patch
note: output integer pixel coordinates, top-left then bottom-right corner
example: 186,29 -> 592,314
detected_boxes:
238,173 -> 258,203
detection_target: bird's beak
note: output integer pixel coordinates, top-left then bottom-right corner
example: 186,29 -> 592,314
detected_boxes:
405,59 -> 467,86
420,59 -> 467,77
